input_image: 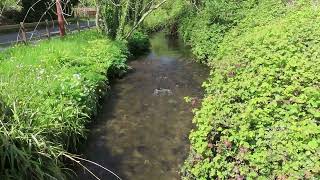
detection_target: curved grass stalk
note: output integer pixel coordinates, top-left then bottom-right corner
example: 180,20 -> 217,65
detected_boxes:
63,153 -> 101,180
63,153 -> 122,180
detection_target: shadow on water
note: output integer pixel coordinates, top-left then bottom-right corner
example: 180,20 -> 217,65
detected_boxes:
76,32 -> 209,180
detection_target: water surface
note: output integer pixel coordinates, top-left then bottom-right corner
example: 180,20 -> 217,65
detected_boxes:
78,33 -> 208,180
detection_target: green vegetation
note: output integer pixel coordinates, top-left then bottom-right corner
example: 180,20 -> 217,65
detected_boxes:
1,0 -> 320,179
177,0 -> 320,179
178,0 -> 258,62
144,0 -> 187,33
92,0 -> 171,40
0,30 -> 128,179
127,31 -> 150,56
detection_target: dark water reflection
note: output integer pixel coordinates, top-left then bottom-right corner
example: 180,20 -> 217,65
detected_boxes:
77,32 -> 208,180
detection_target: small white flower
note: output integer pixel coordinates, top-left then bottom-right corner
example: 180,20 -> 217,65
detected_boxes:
73,73 -> 81,80
39,69 -> 45,74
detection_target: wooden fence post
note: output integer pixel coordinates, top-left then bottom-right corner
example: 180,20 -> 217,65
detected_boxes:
38,30 -> 41,39
87,17 -> 90,29
20,22 -> 27,44
77,18 -> 80,32
45,19 -> 51,39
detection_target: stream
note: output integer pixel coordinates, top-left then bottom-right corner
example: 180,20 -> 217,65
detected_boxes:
77,32 -> 208,180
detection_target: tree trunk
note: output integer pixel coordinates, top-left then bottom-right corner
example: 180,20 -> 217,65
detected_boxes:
116,0 -> 131,40
134,0 -> 143,26
56,0 -> 65,36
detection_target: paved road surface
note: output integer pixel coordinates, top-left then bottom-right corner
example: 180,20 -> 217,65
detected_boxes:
0,21 -> 95,50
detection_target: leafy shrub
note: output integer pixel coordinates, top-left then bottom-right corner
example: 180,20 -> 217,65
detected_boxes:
0,30 -> 128,179
179,0 -> 257,63
127,30 -> 150,56
144,0 -> 188,33
182,0 -> 320,179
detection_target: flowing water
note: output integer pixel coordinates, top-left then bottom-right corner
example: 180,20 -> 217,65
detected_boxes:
77,32 -> 208,180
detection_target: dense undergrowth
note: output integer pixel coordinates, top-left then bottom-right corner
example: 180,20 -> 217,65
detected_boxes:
178,0 -> 257,63
127,31 -> 150,56
144,0 -> 187,34
0,30 -> 128,179
176,0 -> 320,179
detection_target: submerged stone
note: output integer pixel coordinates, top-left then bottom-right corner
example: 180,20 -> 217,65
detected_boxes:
153,88 -> 173,96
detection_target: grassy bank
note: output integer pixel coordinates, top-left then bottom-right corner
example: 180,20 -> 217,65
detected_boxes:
0,30 -> 128,179
178,0 -> 320,179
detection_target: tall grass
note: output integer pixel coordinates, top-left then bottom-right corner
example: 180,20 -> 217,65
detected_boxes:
0,30 -> 128,179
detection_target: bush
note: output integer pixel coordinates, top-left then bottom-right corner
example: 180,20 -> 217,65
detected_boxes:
127,31 -> 150,56
0,30 -> 128,179
179,0 -> 258,63
182,0 -> 320,179
144,0 -> 188,33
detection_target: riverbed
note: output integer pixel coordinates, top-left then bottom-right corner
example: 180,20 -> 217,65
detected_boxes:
77,32 -> 208,180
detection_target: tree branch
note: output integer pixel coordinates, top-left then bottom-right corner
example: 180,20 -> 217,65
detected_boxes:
125,0 -> 167,39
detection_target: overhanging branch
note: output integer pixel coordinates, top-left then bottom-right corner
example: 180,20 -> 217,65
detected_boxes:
125,0 -> 167,39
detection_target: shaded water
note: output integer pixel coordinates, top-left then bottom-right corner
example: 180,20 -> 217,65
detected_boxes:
77,33 -> 208,180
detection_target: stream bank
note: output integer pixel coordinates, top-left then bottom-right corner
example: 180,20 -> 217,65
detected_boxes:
77,32 -> 208,180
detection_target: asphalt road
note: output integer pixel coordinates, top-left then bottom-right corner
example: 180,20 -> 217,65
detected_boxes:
0,21 -> 95,49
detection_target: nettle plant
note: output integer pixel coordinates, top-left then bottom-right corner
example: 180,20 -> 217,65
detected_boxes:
182,1 -> 320,179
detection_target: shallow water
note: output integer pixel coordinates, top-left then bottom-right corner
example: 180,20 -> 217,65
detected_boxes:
77,32 -> 208,180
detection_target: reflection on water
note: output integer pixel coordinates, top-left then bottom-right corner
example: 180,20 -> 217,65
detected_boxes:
77,32 -> 208,180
